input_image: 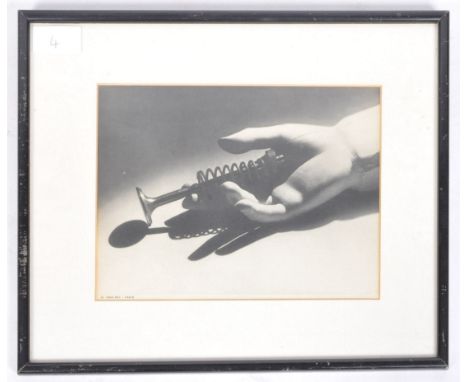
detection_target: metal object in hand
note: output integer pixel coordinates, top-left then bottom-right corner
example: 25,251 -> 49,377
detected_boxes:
136,149 -> 285,226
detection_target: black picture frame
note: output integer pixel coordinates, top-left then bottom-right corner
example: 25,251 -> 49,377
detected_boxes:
17,10 -> 449,374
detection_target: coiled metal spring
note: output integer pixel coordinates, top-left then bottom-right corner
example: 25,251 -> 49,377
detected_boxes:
193,150 -> 285,200
196,158 -> 265,187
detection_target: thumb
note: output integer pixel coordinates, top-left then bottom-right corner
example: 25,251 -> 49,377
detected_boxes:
218,126 -> 289,154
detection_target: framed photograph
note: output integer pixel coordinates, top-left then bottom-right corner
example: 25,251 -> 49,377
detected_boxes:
18,10 -> 449,373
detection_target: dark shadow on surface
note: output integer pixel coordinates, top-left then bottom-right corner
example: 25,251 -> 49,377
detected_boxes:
108,220 -> 169,248
187,227 -> 250,261
215,189 -> 379,256
164,209 -> 254,239
108,189 -> 378,259
108,209 -> 254,249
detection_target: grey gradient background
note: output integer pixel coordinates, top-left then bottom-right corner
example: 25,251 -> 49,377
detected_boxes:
98,86 -> 380,205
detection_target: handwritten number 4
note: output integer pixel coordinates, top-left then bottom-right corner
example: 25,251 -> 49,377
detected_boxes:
49,36 -> 59,48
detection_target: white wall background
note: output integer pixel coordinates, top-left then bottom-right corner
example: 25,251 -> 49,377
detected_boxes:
4,0 -> 463,382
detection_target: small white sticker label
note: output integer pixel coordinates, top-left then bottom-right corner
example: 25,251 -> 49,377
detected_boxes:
32,25 -> 82,54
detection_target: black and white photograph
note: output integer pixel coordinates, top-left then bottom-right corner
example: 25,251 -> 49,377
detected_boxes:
97,86 -> 381,300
